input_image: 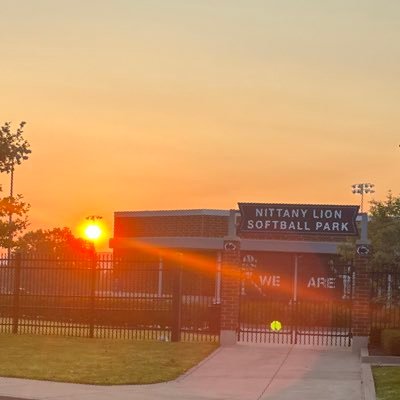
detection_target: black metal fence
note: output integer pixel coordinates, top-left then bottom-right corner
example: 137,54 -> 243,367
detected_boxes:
238,264 -> 353,346
239,299 -> 352,346
370,267 -> 400,332
0,253 -> 220,342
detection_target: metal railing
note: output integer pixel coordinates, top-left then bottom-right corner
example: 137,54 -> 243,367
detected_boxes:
238,264 -> 354,346
0,253 -> 220,342
370,267 -> 400,331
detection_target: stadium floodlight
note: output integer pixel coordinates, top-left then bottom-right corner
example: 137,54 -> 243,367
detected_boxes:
351,183 -> 375,212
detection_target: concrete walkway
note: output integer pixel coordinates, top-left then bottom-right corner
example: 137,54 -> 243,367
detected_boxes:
0,344 -> 362,400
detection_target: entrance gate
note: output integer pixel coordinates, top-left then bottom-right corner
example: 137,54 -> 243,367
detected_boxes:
238,254 -> 353,346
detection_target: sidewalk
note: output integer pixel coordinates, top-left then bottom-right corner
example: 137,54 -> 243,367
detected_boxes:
0,344 -> 362,400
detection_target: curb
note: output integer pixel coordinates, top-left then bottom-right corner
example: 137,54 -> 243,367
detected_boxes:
361,363 -> 376,400
361,351 -> 400,366
361,348 -> 377,400
360,348 -> 400,400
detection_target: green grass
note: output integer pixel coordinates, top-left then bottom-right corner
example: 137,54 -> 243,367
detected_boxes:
373,366 -> 400,400
0,334 -> 218,385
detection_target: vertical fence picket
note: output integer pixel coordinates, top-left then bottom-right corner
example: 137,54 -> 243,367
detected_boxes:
171,265 -> 182,342
12,253 -> 21,334
89,255 -> 96,338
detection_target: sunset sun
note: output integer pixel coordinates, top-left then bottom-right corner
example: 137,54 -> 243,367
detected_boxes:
84,224 -> 102,240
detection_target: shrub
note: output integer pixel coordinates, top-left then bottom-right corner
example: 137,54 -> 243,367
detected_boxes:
369,327 -> 382,346
381,329 -> 400,356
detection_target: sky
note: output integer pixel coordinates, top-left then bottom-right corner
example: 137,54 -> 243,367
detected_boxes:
1,0 -> 399,249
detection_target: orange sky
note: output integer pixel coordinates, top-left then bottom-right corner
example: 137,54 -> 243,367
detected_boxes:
1,1 -> 399,250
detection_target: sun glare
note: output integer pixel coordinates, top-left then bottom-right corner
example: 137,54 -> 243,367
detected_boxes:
85,224 -> 102,240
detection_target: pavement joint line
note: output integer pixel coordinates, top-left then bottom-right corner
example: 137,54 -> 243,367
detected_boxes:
255,344 -> 295,400
173,345 -> 223,383
0,397 -> 34,400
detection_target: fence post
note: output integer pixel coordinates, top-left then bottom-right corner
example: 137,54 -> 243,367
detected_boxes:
352,246 -> 371,354
89,254 -> 96,338
171,261 -> 183,342
12,252 -> 21,334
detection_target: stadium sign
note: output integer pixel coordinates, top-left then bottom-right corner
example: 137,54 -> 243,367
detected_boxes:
238,203 -> 359,236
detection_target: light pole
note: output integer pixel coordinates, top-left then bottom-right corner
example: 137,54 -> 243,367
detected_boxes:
352,183 -> 375,213
7,163 -> 15,259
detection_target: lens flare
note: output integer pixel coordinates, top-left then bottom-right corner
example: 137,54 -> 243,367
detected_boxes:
85,224 -> 102,240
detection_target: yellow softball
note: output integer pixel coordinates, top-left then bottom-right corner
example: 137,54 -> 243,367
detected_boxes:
270,320 -> 282,332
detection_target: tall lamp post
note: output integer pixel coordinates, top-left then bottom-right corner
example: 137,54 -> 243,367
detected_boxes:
352,183 -> 375,213
7,163 -> 15,259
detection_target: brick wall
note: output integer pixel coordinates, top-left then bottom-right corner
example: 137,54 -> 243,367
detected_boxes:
352,254 -> 371,337
114,215 -> 229,238
220,240 -> 241,332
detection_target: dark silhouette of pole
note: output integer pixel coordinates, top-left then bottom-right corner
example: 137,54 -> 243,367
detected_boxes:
7,164 -> 14,259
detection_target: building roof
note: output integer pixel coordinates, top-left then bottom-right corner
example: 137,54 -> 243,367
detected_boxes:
114,209 -> 231,217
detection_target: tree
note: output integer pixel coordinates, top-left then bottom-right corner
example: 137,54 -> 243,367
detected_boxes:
368,192 -> 400,268
0,194 -> 30,249
16,227 -> 95,257
338,191 -> 400,268
0,121 -> 31,195
0,121 -> 31,253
